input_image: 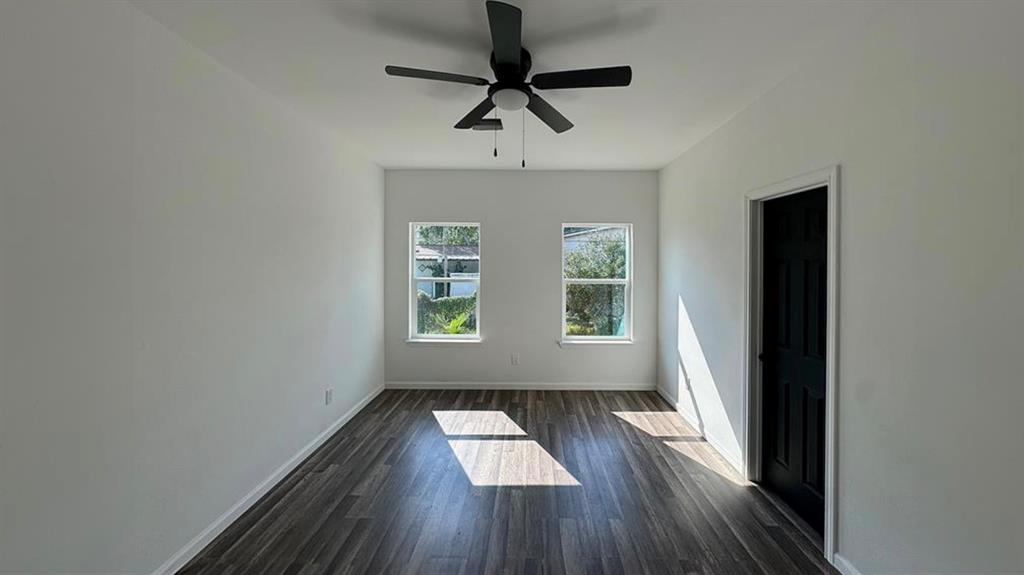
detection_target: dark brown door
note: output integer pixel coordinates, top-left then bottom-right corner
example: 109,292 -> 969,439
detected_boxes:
760,187 -> 827,533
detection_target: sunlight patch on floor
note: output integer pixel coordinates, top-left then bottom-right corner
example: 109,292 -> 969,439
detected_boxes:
664,440 -> 750,486
612,411 -> 699,438
447,440 -> 580,486
432,410 -> 527,436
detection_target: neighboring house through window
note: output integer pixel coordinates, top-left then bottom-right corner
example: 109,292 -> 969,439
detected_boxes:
561,224 -> 632,341
410,223 -> 481,340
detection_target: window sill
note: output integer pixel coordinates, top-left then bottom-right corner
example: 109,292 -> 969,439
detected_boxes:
406,337 -> 482,344
557,339 -> 634,347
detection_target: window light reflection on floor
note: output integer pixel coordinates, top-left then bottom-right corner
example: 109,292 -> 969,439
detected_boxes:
611,410 -> 700,438
447,439 -> 581,486
664,440 -> 750,486
432,410 -> 528,436
612,410 -> 748,486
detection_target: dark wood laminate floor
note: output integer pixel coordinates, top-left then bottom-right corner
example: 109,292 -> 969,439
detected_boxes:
179,390 -> 834,575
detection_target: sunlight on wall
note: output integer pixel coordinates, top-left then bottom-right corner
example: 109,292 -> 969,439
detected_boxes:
432,410 -> 527,436
676,295 -> 743,467
447,440 -> 580,486
612,411 -> 701,438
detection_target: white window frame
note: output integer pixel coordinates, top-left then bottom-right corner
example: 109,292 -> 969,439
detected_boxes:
560,223 -> 633,344
408,222 -> 482,342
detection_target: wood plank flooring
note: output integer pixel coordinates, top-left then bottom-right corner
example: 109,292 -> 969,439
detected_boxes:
179,390 -> 834,575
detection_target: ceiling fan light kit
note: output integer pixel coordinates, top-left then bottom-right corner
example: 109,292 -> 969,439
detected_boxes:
385,0 -> 632,139
491,88 -> 529,111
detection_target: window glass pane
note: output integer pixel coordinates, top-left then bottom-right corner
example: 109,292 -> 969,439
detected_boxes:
416,281 -> 478,336
443,225 -> 479,248
414,256 -> 445,278
443,225 -> 479,279
563,226 -> 627,279
414,225 -> 480,279
565,283 -> 626,337
441,254 -> 479,279
414,225 -> 443,244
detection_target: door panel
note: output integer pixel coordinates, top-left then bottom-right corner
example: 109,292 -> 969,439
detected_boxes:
775,259 -> 791,348
773,378 -> 790,467
804,259 -> 826,359
761,187 -> 827,533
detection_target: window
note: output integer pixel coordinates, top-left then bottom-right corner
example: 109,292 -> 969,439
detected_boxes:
410,223 -> 481,340
561,224 -> 631,341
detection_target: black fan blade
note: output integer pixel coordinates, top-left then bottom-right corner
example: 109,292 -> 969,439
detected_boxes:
385,65 -> 489,86
531,66 -> 632,90
455,98 -> 497,129
486,1 -> 521,68
472,119 -> 503,131
527,93 -> 573,133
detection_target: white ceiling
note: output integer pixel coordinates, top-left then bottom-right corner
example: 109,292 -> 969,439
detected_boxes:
131,0 -> 882,170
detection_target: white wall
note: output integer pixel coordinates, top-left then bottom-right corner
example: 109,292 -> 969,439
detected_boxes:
0,2 -> 384,573
385,170 -> 657,387
658,2 -> 1023,574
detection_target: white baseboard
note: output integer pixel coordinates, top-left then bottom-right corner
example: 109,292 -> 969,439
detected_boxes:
655,384 -> 678,406
703,431 -> 745,476
151,383 -> 386,575
656,385 -> 745,476
675,405 -> 703,434
386,381 -> 655,391
832,554 -> 864,575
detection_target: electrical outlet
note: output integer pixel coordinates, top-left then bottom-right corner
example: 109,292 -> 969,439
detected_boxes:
511,353 -> 520,366
325,388 -> 333,405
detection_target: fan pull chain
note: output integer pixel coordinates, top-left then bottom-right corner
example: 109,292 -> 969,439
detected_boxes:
493,108 -> 498,158
521,109 -> 526,168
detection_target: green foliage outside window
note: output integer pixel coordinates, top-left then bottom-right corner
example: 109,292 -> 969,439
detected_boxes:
417,291 -> 477,335
414,224 -> 480,336
565,322 -> 597,336
564,227 -> 628,337
434,312 -> 472,335
566,284 -> 625,336
416,225 -> 479,247
563,230 -> 626,279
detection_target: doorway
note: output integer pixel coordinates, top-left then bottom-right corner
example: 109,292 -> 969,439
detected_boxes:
743,166 -> 839,561
761,187 -> 827,532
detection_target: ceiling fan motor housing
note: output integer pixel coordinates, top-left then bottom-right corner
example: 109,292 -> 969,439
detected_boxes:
488,48 -> 532,111
489,48 -> 532,82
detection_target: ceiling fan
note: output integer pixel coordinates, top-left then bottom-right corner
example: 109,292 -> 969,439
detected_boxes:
385,0 -> 632,134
